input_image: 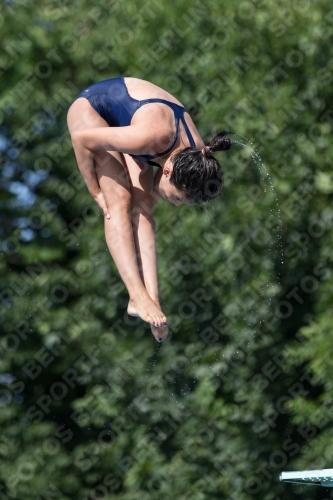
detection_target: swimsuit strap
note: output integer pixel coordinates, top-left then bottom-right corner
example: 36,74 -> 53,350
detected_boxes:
139,99 -> 196,147
130,99 -> 196,162
179,113 -> 196,148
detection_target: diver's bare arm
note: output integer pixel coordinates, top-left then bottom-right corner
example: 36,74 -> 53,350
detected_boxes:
71,136 -> 109,216
70,125 -> 159,216
71,135 -> 99,195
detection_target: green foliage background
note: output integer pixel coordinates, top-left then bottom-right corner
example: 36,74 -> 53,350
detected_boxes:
1,1 -> 333,499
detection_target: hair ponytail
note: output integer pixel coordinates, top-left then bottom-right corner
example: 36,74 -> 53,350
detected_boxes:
205,130 -> 233,154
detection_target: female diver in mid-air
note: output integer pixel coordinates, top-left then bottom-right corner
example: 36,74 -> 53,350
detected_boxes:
67,76 -> 232,342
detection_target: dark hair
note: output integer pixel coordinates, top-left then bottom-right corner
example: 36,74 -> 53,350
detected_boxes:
170,131 -> 233,203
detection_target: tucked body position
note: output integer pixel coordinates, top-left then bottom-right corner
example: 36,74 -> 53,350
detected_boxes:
67,76 -> 232,342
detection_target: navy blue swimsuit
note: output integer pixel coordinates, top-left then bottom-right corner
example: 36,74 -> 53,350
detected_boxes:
74,77 -> 196,166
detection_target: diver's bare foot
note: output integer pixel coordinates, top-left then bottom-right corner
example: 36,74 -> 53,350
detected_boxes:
127,297 -> 161,318
128,296 -> 167,327
127,303 -> 139,317
151,323 -> 168,342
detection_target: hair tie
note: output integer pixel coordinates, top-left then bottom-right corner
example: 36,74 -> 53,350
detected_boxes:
201,146 -> 211,156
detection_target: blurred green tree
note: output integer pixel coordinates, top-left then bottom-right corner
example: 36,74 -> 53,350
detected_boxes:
1,0 -> 333,499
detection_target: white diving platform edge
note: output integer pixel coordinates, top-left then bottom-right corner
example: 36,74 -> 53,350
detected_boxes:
280,469 -> 333,487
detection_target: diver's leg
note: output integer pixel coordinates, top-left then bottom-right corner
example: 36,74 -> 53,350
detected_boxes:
67,99 -> 167,327
124,157 -> 159,305
95,150 -> 167,327
123,154 -> 168,341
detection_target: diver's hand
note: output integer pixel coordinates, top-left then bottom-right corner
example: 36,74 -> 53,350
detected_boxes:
93,190 -> 110,219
